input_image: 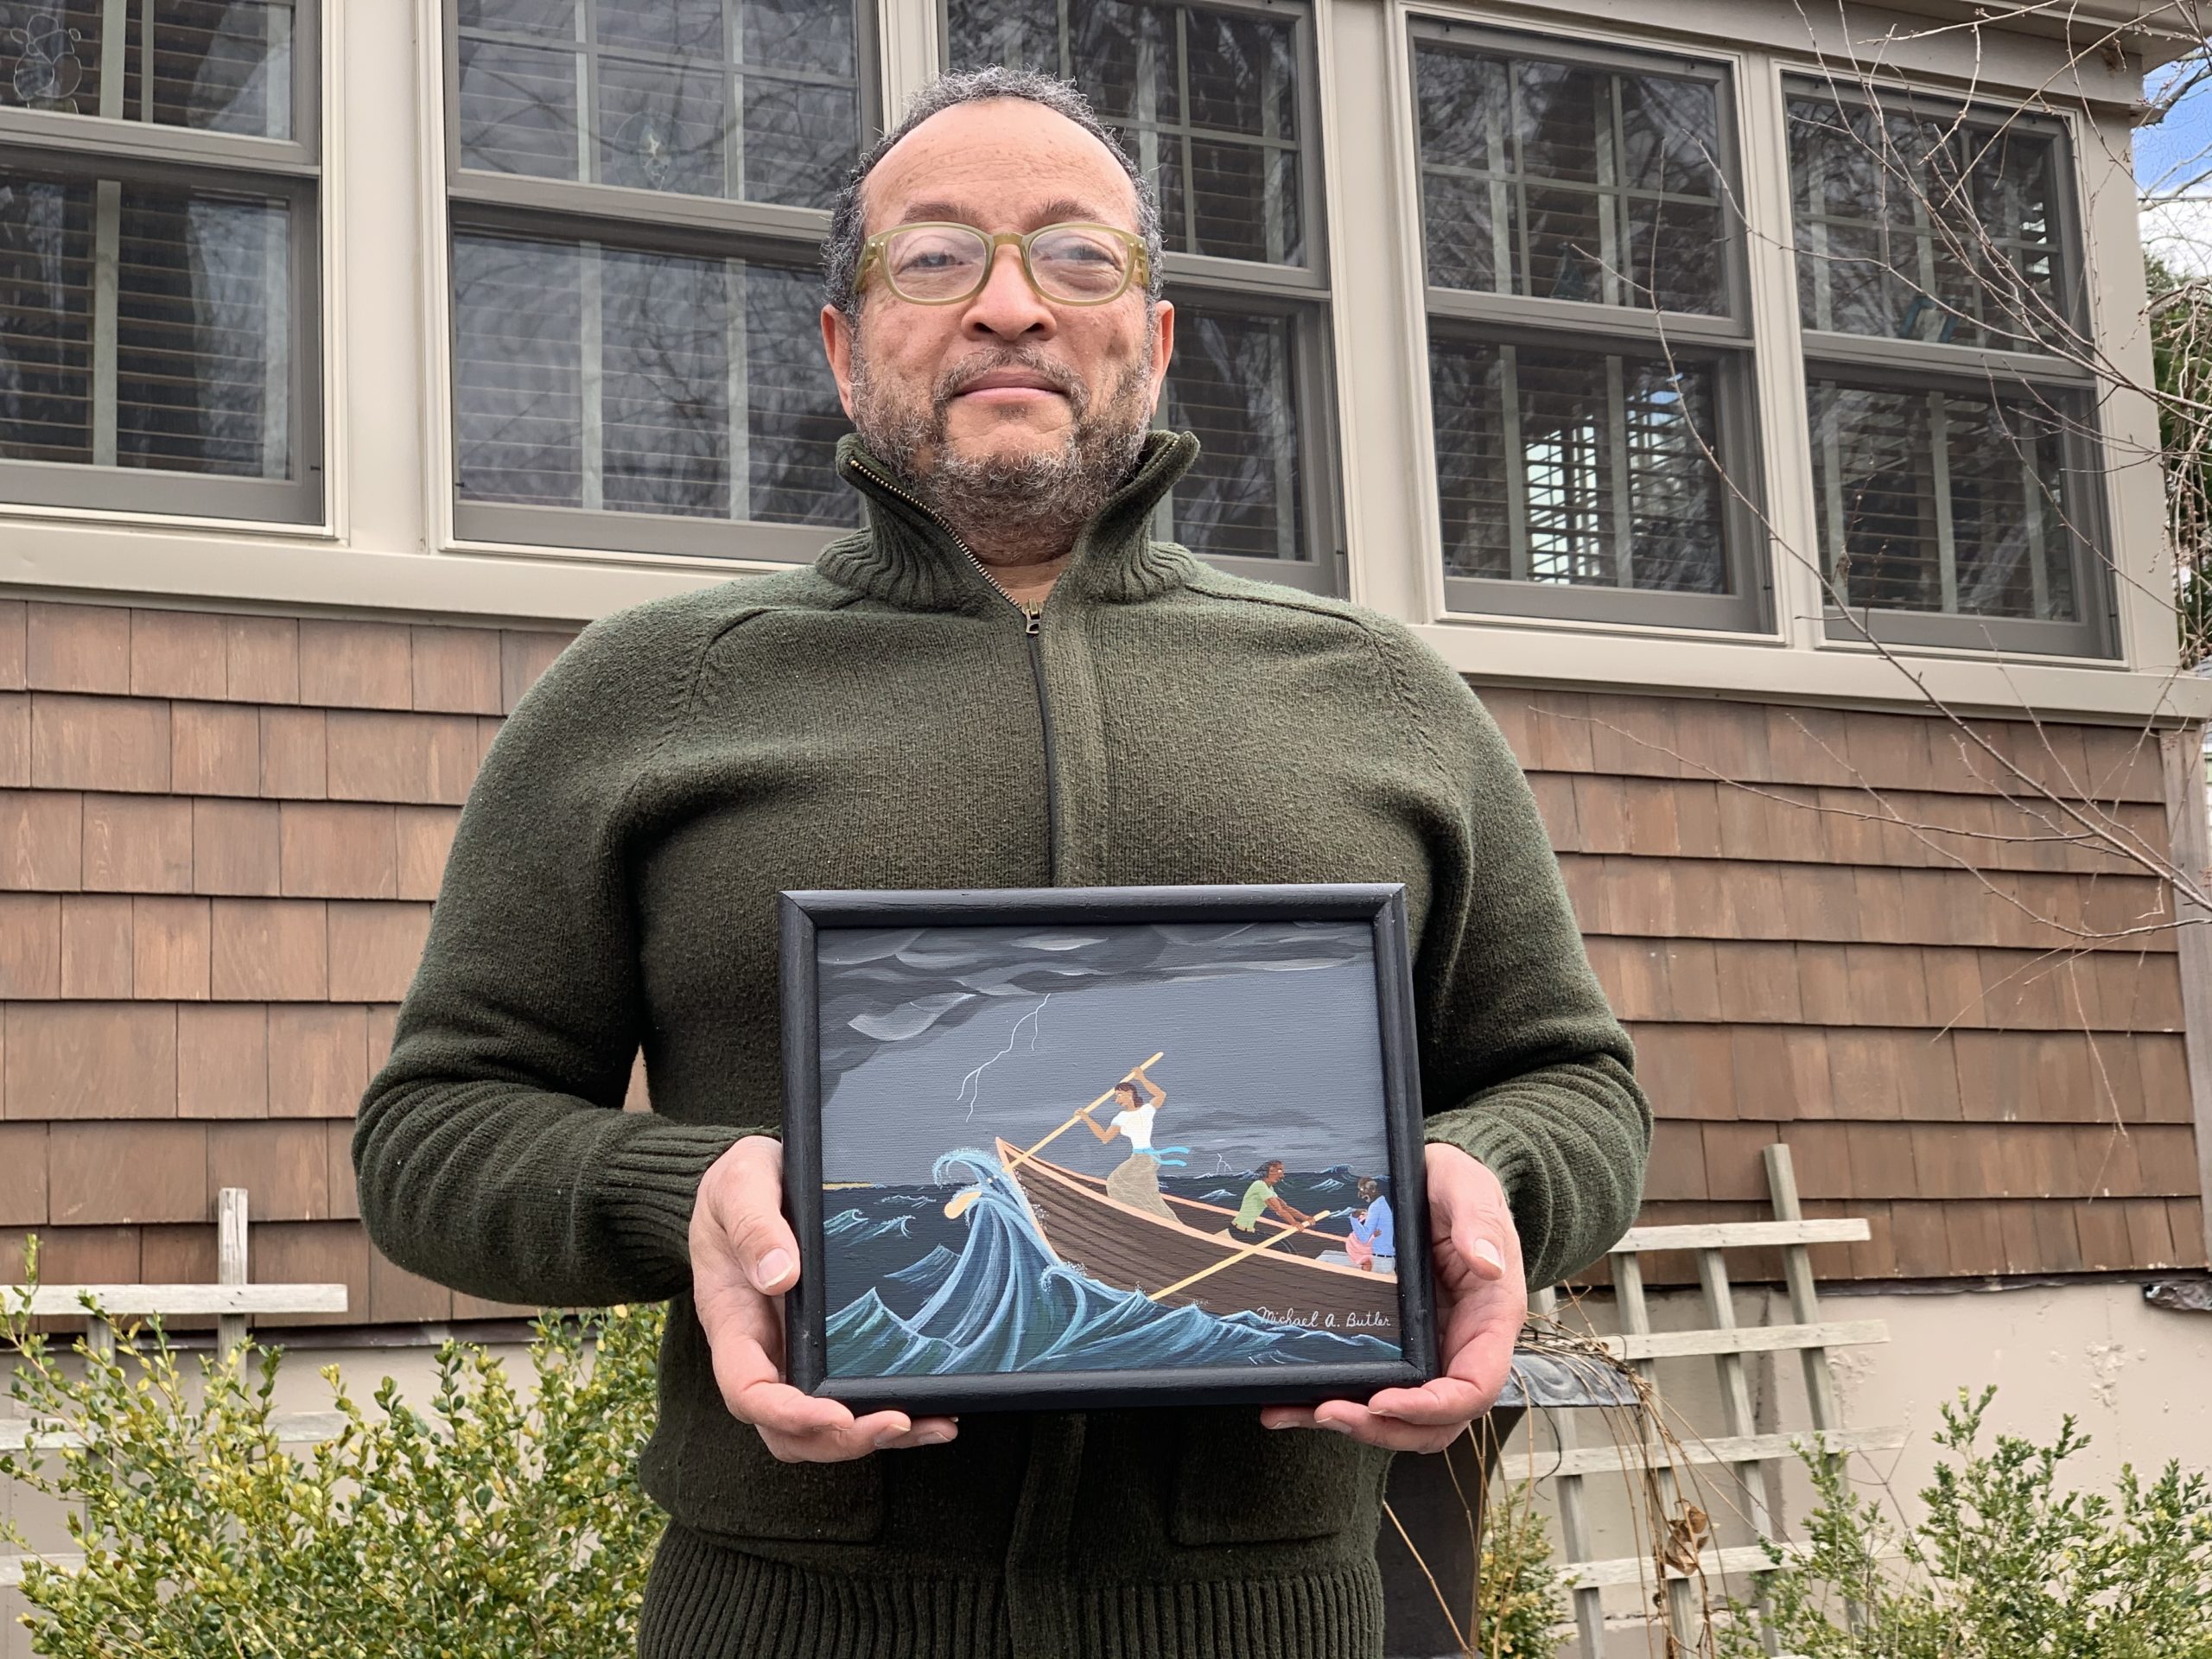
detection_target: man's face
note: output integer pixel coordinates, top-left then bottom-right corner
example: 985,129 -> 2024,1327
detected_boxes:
1264,1163 -> 1284,1183
820,99 -> 1174,505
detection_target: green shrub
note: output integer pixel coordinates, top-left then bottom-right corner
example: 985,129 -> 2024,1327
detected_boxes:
1719,1386 -> 2212,1659
0,1238 -> 668,1658
1477,1471 -> 1569,1659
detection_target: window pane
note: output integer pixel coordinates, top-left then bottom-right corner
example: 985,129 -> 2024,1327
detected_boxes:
0,0 -> 292,137
949,0 -> 1306,266
451,229 -> 856,530
1158,302 -> 1303,561
1429,335 -> 1727,592
1808,378 -> 2081,622
1414,40 -> 1729,315
454,0 -> 861,210
0,168 -> 292,478
1787,90 -> 2071,353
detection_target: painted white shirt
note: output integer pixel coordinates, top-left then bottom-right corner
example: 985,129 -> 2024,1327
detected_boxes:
1110,1105 -> 1158,1152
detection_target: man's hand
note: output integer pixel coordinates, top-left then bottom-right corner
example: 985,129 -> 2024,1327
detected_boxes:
1259,1142 -> 1525,1452
690,1135 -> 957,1462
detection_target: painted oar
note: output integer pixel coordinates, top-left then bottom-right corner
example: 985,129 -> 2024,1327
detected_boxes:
942,1051 -> 1165,1220
1146,1211 -> 1335,1303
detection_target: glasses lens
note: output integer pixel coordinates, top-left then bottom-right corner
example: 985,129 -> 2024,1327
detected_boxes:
1029,226 -> 1133,302
884,225 -> 990,301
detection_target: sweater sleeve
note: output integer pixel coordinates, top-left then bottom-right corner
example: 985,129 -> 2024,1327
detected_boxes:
352,602 -> 757,1310
1389,643 -> 1653,1290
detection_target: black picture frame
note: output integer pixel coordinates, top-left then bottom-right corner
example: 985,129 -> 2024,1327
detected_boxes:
779,881 -> 1439,1414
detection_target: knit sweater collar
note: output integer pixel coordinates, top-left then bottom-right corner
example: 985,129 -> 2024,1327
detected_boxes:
820,428 -> 1203,613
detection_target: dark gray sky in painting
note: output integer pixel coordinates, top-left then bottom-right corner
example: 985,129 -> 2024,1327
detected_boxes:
817,921 -> 1390,1185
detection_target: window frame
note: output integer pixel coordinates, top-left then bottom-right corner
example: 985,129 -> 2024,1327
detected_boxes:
1783,77 -> 2116,658
0,2 -> 326,525
1407,16 -> 1770,633
941,0 -> 1344,594
440,0 -> 879,560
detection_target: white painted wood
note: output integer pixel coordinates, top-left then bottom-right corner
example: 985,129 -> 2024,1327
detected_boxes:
0,1411 -> 352,1453
0,1286 -> 347,1317
1530,1287 -> 1609,1656
217,1188 -> 250,1359
1612,1252 -> 1704,1649
1612,1219 -> 1869,1251
1536,1424 -> 1909,1479
1599,1319 -> 1888,1362
1562,1541 -> 1803,1592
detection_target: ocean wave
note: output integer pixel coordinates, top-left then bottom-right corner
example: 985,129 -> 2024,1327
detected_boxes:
824,1208 -> 917,1244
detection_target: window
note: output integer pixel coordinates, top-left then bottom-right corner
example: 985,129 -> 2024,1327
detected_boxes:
948,0 -> 1338,591
1411,25 -> 1764,631
1787,81 -> 2111,655
444,0 -> 871,556
0,1 -> 321,522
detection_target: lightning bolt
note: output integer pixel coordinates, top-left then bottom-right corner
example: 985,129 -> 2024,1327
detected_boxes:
957,996 -> 1050,1121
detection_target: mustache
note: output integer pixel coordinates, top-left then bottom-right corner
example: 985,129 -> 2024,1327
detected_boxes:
932,349 -> 1090,418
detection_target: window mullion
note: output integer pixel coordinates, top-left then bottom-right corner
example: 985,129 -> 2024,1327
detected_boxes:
1501,343 -> 1530,582
576,1 -> 596,186
1926,388 -> 1956,613
581,243 -> 605,513
91,180 -> 121,468
726,257 -> 751,522
1175,9 -> 1195,252
1599,75 -> 1622,309
1606,354 -> 1632,587
726,0 -> 747,202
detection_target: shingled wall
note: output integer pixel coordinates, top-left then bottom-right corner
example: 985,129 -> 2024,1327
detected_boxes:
0,595 -> 2201,1324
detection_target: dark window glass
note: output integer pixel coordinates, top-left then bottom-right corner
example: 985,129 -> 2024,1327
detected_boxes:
452,229 -> 855,529
455,0 -> 861,210
949,0 -> 1304,265
1808,378 -> 2081,622
1787,93 -> 2069,353
1414,41 -> 1726,315
1430,334 -> 1726,592
1159,302 -> 1300,560
0,168 -> 291,477
0,0 -> 292,137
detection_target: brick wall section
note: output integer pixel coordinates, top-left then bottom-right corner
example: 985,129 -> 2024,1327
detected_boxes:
0,594 -> 2202,1319
0,598 -> 582,1329
1482,688 -> 2209,1287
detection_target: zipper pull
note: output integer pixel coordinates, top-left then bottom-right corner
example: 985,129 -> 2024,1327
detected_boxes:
1022,602 -> 1043,636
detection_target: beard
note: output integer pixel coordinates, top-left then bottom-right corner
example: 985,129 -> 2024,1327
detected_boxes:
848,327 -> 1155,561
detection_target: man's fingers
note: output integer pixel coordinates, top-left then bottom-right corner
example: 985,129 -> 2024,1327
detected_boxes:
870,1415 -> 961,1450
1359,1376 -> 1491,1426
1306,1399 -> 1462,1453
700,1137 -> 803,1294
757,1408 -> 918,1464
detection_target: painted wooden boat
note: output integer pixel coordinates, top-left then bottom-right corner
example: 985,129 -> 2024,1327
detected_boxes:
993,1138 -> 1400,1341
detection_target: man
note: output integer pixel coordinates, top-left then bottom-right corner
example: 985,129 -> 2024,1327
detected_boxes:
1349,1175 -> 1396,1274
1077,1063 -> 1179,1220
1231,1158 -> 1315,1236
354,67 -> 1649,1659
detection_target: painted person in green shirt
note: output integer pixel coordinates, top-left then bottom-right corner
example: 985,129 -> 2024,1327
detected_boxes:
1230,1159 -> 1316,1236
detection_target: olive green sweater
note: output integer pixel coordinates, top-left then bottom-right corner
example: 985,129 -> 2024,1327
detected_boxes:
353,429 -> 1650,1659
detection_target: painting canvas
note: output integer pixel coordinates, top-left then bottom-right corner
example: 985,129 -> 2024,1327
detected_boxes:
780,885 -> 1435,1413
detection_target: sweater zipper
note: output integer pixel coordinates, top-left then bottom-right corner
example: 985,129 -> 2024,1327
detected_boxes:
849,463 -> 1062,879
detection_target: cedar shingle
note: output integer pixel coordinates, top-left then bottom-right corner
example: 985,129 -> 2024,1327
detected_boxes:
1669,779 -> 1724,858
1668,861 -> 1733,938
0,600 -> 23,690
246,1221 -> 367,1325
178,1004 -> 267,1119
1905,1122 -> 1983,1197
1891,1027 -> 1961,1121
1660,940 -> 1722,1023
1889,1201 -> 1950,1275
48,1122 -> 207,1224
1730,1025 -> 1828,1118
0,690 -> 25,785
0,1122 -> 46,1224
325,711 -> 479,804
210,899 -> 327,1001
1923,947 -> 1987,1031
1766,706 -> 1857,787
2122,1198 -> 2177,1268
172,702 -> 260,797
259,707 -> 327,798
193,798 -> 281,895
1526,691 -> 1595,773
208,1120 -> 328,1220
1569,774 -> 1629,854
280,803 -> 397,899
1601,855 -> 1674,936
1768,863 -> 1845,942
2074,1198 -> 2132,1269
1997,1201 -> 2041,1272
129,611 -> 226,699
299,620 -> 412,711
2079,727 -> 2164,804
1828,1031 -> 1904,1117
1584,693 -> 1681,779
1644,1119 -> 1708,1201
1558,858 -> 1606,933
1714,783 -> 1775,861
500,630 -> 574,712
82,792 -> 192,892
1671,699 -> 1770,783
1796,944 -> 1853,1025
2136,1034 -> 2191,1122
31,694 -> 169,791
410,626 -> 503,715
1477,692 -> 1531,765
476,715 -> 502,766
1842,711 -> 1936,793
0,894 -> 59,997
2075,1123 -> 2145,1198
1846,1121 -> 1919,1198
1619,777 -> 1681,856
26,605 -> 130,694
1777,1122 -> 1853,1198
140,1223 -> 218,1300
5,1002 -> 175,1119
134,897 -> 212,1000
2168,1199 -> 2207,1267
224,616 -> 299,703
368,1245 -> 454,1322
394,805 -> 459,900
0,790 -> 80,890
1847,944 -> 1928,1026
1631,1024 -> 1736,1119
268,1004 -> 367,1118
1849,868 -> 1910,944
1526,772 -> 1579,849
327,902 -> 432,1002
1943,1201 -> 2008,1275
1590,940 -> 1665,1020
27,1224 -> 141,1283
1842,1198 -> 1897,1279
59,894 -> 131,998
365,1003 -> 398,1072
2024,1200 -> 2083,1272
327,1119 -> 359,1221
1701,1122 -> 1782,1201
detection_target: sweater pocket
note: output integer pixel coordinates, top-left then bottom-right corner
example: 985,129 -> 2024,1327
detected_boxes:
1168,1408 -> 1388,1546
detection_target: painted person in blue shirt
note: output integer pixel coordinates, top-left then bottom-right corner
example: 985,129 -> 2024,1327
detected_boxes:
1348,1177 -> 1395,1274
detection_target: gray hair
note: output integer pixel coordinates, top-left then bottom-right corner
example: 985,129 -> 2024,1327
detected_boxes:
822,67 -> 1166,319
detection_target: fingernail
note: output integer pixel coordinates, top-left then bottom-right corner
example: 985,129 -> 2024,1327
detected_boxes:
1473,1238 -> 1503,1269
917,1429 -> 954,1446
753,1249 -> 793,1290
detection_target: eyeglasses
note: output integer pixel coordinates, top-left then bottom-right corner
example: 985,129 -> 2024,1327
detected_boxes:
856,220 -> 1150,307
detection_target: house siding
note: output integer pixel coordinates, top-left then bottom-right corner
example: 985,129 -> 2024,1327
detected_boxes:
0,596 -> 2201,1321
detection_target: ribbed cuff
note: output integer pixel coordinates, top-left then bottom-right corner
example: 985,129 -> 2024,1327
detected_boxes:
595,1120 -> 761,1276
639,1522 -> 1383,1659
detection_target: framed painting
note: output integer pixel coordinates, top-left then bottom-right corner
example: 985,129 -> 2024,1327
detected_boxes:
779,882 -> 1438,1414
